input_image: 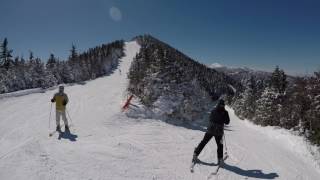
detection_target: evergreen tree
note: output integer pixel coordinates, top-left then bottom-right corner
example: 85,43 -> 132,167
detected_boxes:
46,53 -> 57,69
233,76 -> 258,120
20,56 -> 25,65
29,50 -> 34,61
0,38 -> 13,69
270,66 -> 287,94
242,76 -> 258,119
69,44 -> 78,62
14,56 -> 19,66
307,71 -> 320,144
255,87 -> 281,126
280,77 -> 309,130
61,61 -> 74,83
46,53 -> 62,83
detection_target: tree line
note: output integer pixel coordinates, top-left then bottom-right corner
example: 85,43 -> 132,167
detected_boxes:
129,35 -> 320,145
127,35 -> 239,121
0,38 -> 124,93
128,35 -> 237,105
231,66 -> 320,145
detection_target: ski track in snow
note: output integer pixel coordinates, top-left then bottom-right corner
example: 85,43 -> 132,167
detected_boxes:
0,41 -> 320,180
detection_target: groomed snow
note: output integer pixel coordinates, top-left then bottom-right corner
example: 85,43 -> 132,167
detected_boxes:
0,41 -> 320,180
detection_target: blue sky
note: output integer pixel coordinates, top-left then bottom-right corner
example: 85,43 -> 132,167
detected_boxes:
1,0 -> 319,75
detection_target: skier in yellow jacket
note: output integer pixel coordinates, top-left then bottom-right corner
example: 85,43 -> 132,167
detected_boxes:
51,86 -> 69,132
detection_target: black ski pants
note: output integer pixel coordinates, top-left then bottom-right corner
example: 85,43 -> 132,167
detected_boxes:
194,132 -> 223,159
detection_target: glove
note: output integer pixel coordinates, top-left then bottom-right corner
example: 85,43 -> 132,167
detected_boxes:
63,100 -> 67,106
51,99 -> 55,103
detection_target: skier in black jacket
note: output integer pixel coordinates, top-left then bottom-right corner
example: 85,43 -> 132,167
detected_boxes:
192,99 -> 230,164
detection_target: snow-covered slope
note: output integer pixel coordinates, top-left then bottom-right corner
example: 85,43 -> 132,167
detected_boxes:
0,41 -> 319,180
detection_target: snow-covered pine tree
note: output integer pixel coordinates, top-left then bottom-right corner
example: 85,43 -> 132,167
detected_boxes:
29,50 -> 34,61
46,53 -> 62,83
280,77 -> 309,130
255,87 -> 281,126
68,44 -> 83,82
241,76 -> 258,119
306,71 -> 320,144
0,38 -> 13,70
270,66 -> 287,94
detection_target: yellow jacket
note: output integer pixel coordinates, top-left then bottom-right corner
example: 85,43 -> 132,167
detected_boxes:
52,93 -> 69,111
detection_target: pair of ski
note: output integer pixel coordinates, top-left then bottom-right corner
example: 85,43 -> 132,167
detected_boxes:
206,154 -> 229,179
49,128 -> 70,137
190,155 -> 229,177
49,129 -> 61,137
49,123 -> 73,137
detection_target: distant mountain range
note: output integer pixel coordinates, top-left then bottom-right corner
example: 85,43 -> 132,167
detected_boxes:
208,63 -> 295,85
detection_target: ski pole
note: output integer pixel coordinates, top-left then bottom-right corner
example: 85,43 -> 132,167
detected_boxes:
49,103 -> 53,130
223,133 -> 228,156
66,109 -> 73,127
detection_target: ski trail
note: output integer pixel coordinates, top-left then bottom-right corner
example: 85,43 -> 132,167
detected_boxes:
0,41 -> 320,179
205,107 -> 320,180
0,41 -> 141,180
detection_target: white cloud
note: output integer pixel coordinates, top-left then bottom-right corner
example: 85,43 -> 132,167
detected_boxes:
109,6 -> 122,22
209,63 -> 224,68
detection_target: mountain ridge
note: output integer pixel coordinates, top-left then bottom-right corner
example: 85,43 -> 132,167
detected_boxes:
126,34 -> 239,121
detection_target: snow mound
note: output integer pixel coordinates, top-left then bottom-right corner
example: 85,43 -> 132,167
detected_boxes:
0,88 -> 45,99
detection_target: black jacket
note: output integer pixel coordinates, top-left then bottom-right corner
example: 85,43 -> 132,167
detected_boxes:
207,107 -> 230,136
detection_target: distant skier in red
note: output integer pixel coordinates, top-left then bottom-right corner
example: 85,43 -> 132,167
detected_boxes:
193,99 -> 230,165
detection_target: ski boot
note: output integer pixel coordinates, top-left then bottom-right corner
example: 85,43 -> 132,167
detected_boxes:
56,125 -> 61,132
192,153 -> 198,163
65,125 -> 70,132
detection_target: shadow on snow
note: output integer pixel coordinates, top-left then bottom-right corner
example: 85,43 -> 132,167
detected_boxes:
58,130 -> 78,142
196,159 -> 279,179
222,163 -> 279,179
